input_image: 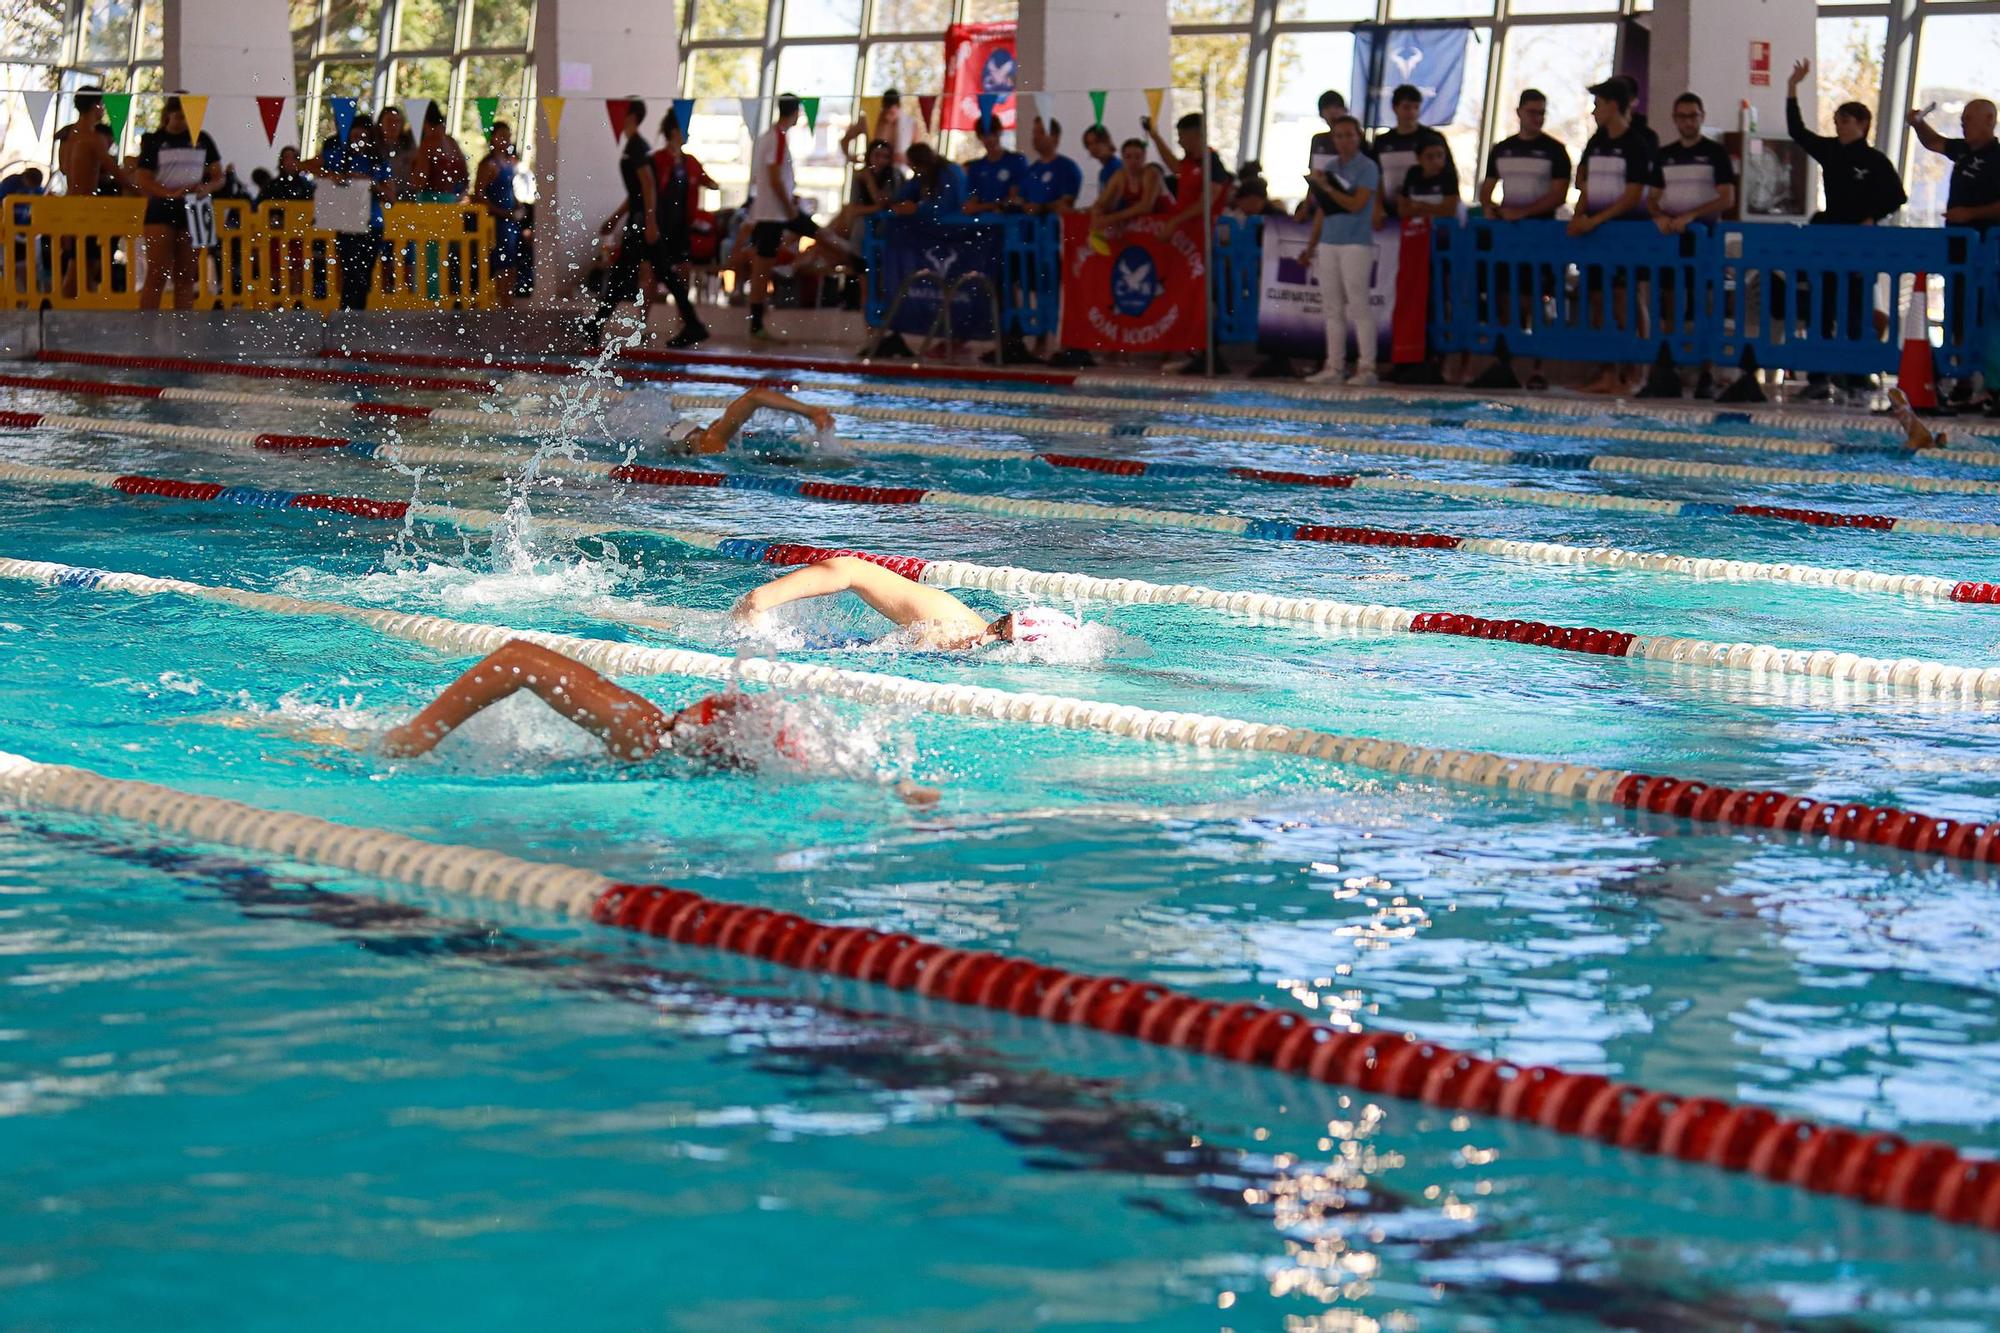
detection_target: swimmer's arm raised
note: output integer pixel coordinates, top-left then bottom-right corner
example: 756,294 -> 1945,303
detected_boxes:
733,556 -> 967,631
381,639 -> 669,761
687,387 -> 834,454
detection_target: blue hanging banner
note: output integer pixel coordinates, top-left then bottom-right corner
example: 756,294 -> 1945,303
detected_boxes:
1349,26 -> 1470,127
330,96 -> 358,143
671,98 -> 695,137
872,218 -> 1005,339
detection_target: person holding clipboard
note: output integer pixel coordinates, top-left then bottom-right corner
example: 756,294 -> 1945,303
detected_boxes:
1299,114 -> 1380,386
135,95 -> 222,310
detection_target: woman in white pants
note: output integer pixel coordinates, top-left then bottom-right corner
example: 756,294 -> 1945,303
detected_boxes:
1298,115 -> 1380,386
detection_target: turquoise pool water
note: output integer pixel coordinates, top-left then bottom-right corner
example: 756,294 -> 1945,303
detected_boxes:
1,356 -> 1997,1328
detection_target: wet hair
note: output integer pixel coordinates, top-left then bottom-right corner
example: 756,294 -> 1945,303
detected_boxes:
881,90 -> 901,108
425,100 -> 445,129
1519,88 -> 1547,107
866,137 -> 891,158
1176,112 -> 1202,134
1391,83 -> 1422,107
777,93 -> 801,120
76,88 -> 103,114
490,119 -> 511,144
1318,89 -> 1346,113
1835,100 -> 1872,127
1674,92 -> 1703,113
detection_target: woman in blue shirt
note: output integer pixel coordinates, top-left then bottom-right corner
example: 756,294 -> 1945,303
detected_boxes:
892,144 -> 968,221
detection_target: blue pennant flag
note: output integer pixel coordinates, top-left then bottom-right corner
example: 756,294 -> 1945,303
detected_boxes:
330,96 -> 358,143
976,91 -> 1001,125
672,98 -> 694,137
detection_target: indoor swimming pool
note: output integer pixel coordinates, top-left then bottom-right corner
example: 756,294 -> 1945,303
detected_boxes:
0,345 -> 1996,1329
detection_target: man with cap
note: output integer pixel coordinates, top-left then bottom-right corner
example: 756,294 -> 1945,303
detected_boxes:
1569,75 -> 1654,393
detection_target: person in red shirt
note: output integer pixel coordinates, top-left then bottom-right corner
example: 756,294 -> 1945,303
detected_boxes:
1144,111 -> 1234,227
649,111 -> 716,347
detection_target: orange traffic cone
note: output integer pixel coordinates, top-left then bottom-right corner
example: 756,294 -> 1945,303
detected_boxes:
1897,271 -> 1938,411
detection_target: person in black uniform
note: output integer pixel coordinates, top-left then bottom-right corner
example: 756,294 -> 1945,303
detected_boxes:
1569,77 -> 1654,394
1645,93 -> 1737,396
586,97 -> 659,346
1371,84 -> 1449,227
1909,96 -> 2000,406
1479,89 -> 1571,384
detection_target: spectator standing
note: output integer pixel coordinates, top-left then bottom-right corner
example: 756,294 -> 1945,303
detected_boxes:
962,116 -> 1028,214
1908,96 -> 2000,230
1570,76 -> 1654,394
1299,114 -> 1380,387
56,90 -> 128,198
1080,124 -> 1119,191
376,106 -> 416,190
647,111 -> 714,347
1785,58 -> 1907,401
746,94 -> 823,342
1480,89 -> 1570,221
586,98 -> 659,344
843,89 -> 913,169
315,115 -> 393,311
1146,111 -> 1233,228
407,102 -> 468,200
1305,90 -> 1350,218
475,120 -> 525,305
1371,84 -> 1448,226
134,94 -> 222,311
1023,117 -> 1083,213
1646,92 -> 1736,397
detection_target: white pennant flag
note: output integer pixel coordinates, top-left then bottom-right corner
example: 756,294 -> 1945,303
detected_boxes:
740,96 -> 761,137
1030,90 -> 1051,125
401,96 -> 432,138
20,89 -> 55,139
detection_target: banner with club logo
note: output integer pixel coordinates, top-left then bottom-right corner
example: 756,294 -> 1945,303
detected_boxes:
941,21 -> 1017,132
1254,215 -> 1404,359
1058,214 -> 1207,354
872,217 -> 1006,339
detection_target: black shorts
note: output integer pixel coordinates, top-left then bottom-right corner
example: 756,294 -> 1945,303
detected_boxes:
752,213 -> 819,259
655,232 -> 691,268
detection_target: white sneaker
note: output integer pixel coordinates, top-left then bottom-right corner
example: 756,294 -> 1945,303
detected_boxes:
1347,370 -> 1377,387
1304,366 -> 1345,385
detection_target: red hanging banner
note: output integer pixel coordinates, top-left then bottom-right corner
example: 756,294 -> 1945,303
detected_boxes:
256,96 -> 288,145
1058,214 -> 1208,355
941,21 -> 1017,132
604,98 -> 629,141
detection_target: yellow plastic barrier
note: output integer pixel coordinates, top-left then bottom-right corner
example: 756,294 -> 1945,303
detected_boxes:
249,201 -> 341,313
371,203 -> 496,311
0,196 -> 495,312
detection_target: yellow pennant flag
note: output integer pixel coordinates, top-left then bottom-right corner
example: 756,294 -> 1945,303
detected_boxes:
540,95 -> 566,141
179,94 -> 209,140
859,95 -> 882,134
1144,88 -> 1165,125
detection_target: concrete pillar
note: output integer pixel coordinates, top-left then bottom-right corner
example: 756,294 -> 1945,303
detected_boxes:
532,0 -> 680,304
1648,0 -> 1818,136
163,0 -> 295,177
1017,0 -> 1173,206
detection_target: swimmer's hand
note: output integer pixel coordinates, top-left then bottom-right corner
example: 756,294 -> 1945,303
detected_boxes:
807,406 -> 835,433
895,779 -> 941,807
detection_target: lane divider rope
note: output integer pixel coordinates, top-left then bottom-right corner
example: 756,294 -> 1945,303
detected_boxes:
0,370 -> 567,433
6,749 -> 1987,1229
38,349 -> 499,394
10,454 -> 1994,700
3,555 -> 1997,870
4,411 -> 1995,612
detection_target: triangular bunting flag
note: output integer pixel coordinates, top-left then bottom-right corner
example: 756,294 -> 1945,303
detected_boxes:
401,96 -> 430,136
540,96 -> 565,140
605,97 -> 628,139
178,94 -> 208,140
916,94 -> 938,133
20,90 -> 54,139
474,96 -> 498,134
1144,88 -> 1164,125
671,97 -> 694,137
801,96 -> 820,131
739,97 -> 760,135
976,91 -> 1000,124
859,95 -> 882,136
101,92 -> 131,141
1030,90 -> 1051,124
331,96 -> 357,143
256,95 -> 287,144
1089,90 -> 1107,125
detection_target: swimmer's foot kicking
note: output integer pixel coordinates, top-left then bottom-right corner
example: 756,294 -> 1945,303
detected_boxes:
1888,387 -> 1947,450
668,387 -> 834,455
732,556 -> 1079,650
378,637 -> 939,802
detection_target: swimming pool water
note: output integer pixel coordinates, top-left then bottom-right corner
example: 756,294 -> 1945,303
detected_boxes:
1,356 -> 1997,1328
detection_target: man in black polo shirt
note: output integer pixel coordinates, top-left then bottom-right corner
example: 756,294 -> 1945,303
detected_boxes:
1569,76 -> 1652,394
1785,58 -> 1907,399
1371,84 -> 1448,226
1909,96 -> 2000,230
1647,92 -> 1737,396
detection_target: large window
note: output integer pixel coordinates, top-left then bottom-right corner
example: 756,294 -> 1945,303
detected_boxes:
1,0 -> 162,175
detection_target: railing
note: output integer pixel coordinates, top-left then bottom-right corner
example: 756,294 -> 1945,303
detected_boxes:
1430,217 -> 1999,373
0,198 -> 496,313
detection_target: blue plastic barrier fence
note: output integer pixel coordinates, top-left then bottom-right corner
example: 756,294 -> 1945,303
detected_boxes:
1212,214 -> 1262,345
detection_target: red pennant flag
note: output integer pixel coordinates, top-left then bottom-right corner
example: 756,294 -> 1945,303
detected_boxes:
256,95 -> 287,145
605,98 -> 628,140
916,94 -> 939,134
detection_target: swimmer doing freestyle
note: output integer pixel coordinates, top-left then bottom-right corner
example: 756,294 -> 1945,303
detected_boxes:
372,556 -> 1078,771
666,386 -> 833,455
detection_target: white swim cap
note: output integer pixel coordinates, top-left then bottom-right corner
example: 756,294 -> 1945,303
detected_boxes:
1006,606 -> 1082,644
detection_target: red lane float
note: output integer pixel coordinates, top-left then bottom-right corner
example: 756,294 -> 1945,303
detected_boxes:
591,880 -> 2000,1229
1612,773 -> 2000,860
38,349 -> 496,394
618,345 -> 1082,387
1411,613 -> 1636,656
1296,524 -> 1463,550
320,347 -> 783,391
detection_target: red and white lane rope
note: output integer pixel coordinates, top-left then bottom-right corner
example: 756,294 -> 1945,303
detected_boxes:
0,371 -> 567,433
12,404 -> 1996,605
37,349 -> 499,394
0,746 -> 1991,1230
5,457 -> 1997,701
5,555 -> 1998,871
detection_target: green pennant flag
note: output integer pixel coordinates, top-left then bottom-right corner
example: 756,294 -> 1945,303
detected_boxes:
801,96 -> 820,131
1089,90 -> 1107,125
475,96 -> 499,134
102,91 -> 132,141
